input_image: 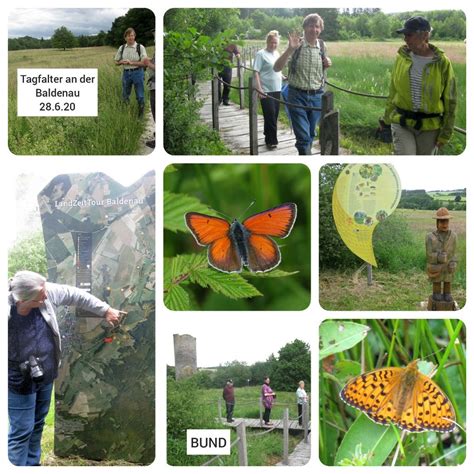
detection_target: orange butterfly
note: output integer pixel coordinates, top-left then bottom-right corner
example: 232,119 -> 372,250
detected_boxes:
185,203 -> 297,273
339,360 -> 456,433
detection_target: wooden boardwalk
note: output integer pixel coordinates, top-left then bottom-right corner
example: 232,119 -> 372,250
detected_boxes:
197,80 -> 321,156
276,434 -> 311,466
219,417 -> 311,432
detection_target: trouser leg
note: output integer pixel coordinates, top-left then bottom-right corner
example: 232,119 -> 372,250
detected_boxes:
391,124 -> 417,155
8,389 -> 36,466
415,129 -> 440,155
432,281 -> 443,301
221,67 -> 233,104
122,72 -> 133,102
298,404 -> 303,425
26,383 -> 53,466
260,93 -> 280,146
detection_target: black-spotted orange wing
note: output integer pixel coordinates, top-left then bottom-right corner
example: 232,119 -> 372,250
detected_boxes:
340,360 -> 456,433
246,234 -> 281,272
185,212 -> 242,273
242,203 -> 297,238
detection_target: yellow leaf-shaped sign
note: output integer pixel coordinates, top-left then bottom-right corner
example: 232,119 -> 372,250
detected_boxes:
332,164 -> 401,267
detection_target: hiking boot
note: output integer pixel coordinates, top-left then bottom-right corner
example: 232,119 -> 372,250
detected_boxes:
138,104 -> 145,118
432,293 -> 443,302
444,293 -> 453,303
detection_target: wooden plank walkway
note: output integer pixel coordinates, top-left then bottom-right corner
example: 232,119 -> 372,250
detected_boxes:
276,434 -> 311,466
197,80 -> 321,156
219,417 -> 311,432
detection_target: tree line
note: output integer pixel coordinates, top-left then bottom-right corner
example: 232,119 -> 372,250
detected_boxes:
8,8 -> 154,51
165,8 -> 465,42
168,339 -> 311,392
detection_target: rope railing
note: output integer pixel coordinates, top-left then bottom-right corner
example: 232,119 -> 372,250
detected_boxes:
240,46 -> 466,137
201,436 -> 242,466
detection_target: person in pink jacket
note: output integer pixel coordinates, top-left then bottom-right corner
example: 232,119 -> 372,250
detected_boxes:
261,376 -> 276,426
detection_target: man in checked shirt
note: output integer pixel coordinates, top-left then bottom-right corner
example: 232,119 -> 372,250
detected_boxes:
274,13 -> 332,155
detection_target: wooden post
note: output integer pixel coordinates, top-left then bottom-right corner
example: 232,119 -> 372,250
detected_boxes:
259,398 -> 263,427
211,75 -> 219,131
248,75 -> 259,155
237,57 -> 244,110
367,263 -> 373,286
236,422 -> 248,466
283,408 -> 289,465
218,398 -> 222,420
303,402 -> 309,443
320,91 -> 340,155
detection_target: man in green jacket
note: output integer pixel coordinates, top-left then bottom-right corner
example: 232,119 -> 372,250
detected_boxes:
384,16 -> 457,155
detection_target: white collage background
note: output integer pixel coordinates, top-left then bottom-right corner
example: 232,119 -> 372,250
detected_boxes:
1,0 -> 473,473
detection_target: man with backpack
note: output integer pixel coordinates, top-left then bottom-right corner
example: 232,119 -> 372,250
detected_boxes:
274,13 -> 332,155
115,27 -> 148,118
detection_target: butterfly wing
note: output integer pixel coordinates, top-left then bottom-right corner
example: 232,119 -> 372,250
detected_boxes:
185,212 -> 230,246
208,236 -> 242,273
410,373 -> 456,433
246,234 -> 281,273
340,367 -> 404,427
242,203 -> 297,238
185,212 -> 242,273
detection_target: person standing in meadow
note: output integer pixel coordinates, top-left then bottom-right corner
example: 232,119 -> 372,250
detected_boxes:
296,380 -> 308,426
384,16 -> 457,155
253,30 -> 283,150
115,27 -> 148,118
274,13 -> 332,155
261,376 -> 276,426
144,28 -> 156,148
222,379 -> 235,422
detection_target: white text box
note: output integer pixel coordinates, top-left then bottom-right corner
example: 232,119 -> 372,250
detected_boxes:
186,429 -> 231,455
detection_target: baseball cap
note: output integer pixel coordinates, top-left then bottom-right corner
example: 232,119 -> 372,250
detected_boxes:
396,16 -> 431,34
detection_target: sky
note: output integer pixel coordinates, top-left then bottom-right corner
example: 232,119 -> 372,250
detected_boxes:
393,161 -> 466,191
8,8 -> 128,38
165,317 -> 311,367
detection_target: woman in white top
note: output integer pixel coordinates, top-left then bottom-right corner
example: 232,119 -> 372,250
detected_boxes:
253,31 -> 283,150
296,380 -> 308,426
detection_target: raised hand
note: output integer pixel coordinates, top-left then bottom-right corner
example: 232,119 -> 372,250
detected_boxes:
287,31 -> 302,52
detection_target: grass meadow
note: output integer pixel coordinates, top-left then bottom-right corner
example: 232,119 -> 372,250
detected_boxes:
9,46 -> 154,155
319,209 -> 466,311
167,383 -> 307,466
231,40 -> 466,155
319,319 -> 466,466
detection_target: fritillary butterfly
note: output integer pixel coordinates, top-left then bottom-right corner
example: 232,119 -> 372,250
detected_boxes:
340,360 -> 456,432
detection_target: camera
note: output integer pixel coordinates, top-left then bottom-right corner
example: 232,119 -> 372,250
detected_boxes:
19,355 -> 44,383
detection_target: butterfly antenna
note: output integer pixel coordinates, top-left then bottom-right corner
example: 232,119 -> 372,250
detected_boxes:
238,200 -> 256,221
207,207 -> 233,221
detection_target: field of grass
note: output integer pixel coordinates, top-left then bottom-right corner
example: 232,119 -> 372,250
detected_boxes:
427,191 -> 466,202
9,46 -> 153,155
168,385 -> 307,466
233,40 -> 465,155
319,209 -> 466,311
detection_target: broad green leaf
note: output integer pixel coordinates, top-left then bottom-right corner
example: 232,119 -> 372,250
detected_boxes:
164,164 -> 178,174
319,321 -> 370,360
164,191 -> 218,233
333,359 -> 362,382
246,269 -> 299,278
189,268 -> 262,300
335,414 -> 398,466
164,285 -> 191,311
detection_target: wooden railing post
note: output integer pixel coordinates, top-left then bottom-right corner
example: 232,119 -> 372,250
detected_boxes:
211,74 -> 219,131
303,402 -> 309,443
283,408 -> 289,465
320,91 -> 339,155
259,397 -> 263,427
218,398 -> 222,420
237,57 -> 244,110
248,74 -> 259,155
236,422 -> 248,466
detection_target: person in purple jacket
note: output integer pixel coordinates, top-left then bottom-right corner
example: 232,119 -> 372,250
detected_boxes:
261,376 -> 276,426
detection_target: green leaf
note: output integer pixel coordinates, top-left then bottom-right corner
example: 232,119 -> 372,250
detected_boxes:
164,164 -> 179,174
333,359 -> 362,383
335,414 -> 398,466
319,321 -> 370,360
164,254 -> 262,308
164,285 -> 191,311
189,267 -> 262,300
164,191 -> 218,233
246,269 -> 299,278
